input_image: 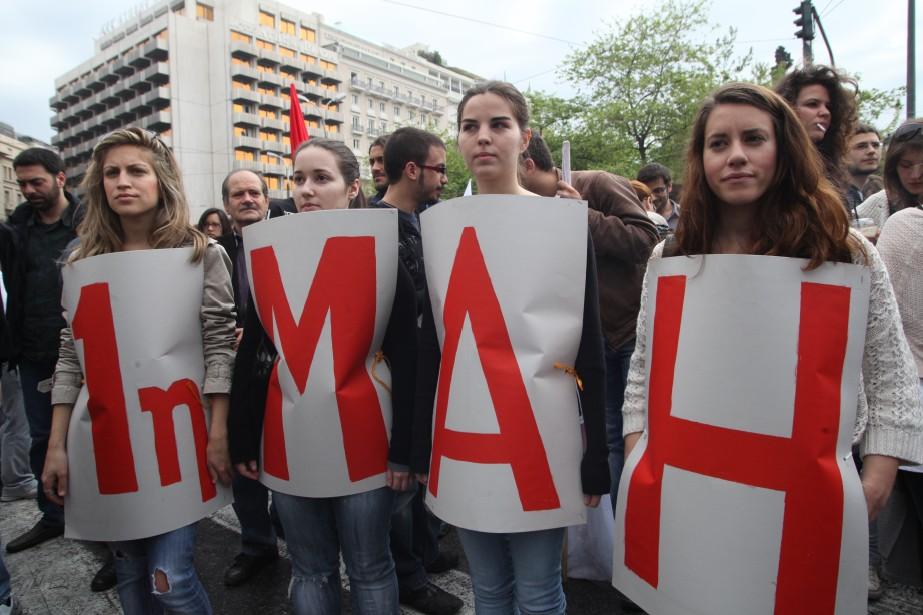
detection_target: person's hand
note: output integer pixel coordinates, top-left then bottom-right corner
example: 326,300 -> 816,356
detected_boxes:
861,455 -> 899,520
235,460 -> 260,480
387,468 -> 412,492
206,435 -> 233,486
584,494 -> 601,508
42,446 -> 69,506
556,180 -> 581,200
234,327 -> 244,350
415,473 -> 429,485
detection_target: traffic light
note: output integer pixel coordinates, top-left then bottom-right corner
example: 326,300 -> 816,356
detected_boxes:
793,1 -> 815,41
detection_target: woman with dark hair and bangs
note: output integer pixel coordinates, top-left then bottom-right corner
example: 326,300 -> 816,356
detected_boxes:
775,64 -> 858,205
623,82 -> 922,527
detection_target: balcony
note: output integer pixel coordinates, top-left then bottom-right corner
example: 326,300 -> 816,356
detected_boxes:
140,86 -> 170,107
257,48 -> 282,66
232,111 -> 260,127
143,38 -> 169,62
261,94 -> 284,109
350,77 -> 366,92
231,64 -> 259,82
230,41 -> 257,60
261,117 -> 284,131
232,88 -> 260,105
308,126 -> 327,139
262,139 -> 285,154
262,163 -> 288,176
232,159 -> 260,172
233,135 -> 262,150
144,110 -> 172,132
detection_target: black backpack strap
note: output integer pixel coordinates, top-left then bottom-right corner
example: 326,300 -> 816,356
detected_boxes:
661,233 -> 680,258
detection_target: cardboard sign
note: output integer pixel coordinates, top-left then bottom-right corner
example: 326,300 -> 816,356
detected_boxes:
243,209 -> 398,497
61,248 -> 231,542
613,254 -> 871,615
420,195 -> 589,532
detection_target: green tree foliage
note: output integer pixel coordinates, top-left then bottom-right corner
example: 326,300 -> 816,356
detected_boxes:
557,0 -> 753,178
856,85 -> 906,134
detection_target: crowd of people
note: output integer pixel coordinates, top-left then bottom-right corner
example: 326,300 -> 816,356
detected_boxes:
0,65 -> 920,615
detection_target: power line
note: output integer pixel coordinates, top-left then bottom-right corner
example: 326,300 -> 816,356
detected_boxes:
381,0 -> 578,46
822,0 -> 849,17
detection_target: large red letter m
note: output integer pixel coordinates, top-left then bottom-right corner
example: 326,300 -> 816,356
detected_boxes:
624,276 -> 850,614
249,237 -> 388,482
428,227 -> 559,511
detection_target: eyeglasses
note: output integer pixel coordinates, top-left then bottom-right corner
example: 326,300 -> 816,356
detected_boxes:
892,123 -> 923,143
419,164 -> 448,176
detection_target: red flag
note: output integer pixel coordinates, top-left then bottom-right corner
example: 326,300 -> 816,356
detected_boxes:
288,83 -> 309,157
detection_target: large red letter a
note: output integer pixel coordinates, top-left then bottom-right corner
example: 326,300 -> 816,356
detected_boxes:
250,237 -> 389,483
428,227 -> 559,511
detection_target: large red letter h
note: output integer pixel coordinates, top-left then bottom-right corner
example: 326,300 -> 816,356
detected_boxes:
624,276 -> 850,614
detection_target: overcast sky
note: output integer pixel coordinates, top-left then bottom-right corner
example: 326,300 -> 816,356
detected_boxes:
1,0 -> 919,142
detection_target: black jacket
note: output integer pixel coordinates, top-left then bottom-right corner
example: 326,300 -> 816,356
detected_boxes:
0,193 -> 83,364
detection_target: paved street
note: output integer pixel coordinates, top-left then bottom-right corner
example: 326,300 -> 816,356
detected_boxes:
4,497 -> 922,614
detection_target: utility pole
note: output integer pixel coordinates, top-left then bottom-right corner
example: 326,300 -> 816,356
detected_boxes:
793,1 -> 815,66
909,0 -> 916,118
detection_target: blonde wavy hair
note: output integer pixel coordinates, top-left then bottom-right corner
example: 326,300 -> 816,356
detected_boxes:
74,127 -> 206,262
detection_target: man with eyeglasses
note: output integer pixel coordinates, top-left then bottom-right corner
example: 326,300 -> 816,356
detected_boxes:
846,123 -> 884,209
371,127 -> 462,615
637,162 -> 681,231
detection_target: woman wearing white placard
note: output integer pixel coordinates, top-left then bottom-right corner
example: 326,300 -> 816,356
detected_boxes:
413,81 -> 609,614
229,139 -> 418,615
42,127 -> 236,615
623,84 -> 923,520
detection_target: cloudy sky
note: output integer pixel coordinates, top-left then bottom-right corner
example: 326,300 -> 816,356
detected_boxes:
1,0 -> 919,142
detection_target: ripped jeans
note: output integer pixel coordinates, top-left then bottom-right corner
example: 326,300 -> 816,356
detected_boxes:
272,487 -> 398,615
109,523 -> 212,615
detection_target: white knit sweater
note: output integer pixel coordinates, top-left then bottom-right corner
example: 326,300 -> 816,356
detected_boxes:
622,231 -> 923,464
876,207 -> 923,377
856,189 -> 891,229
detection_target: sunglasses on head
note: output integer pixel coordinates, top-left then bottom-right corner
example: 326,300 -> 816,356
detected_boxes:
892,123 -> 923,143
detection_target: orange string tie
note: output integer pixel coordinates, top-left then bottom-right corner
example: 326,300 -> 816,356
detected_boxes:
553,362 -> 584,392
371,351 -> 392,396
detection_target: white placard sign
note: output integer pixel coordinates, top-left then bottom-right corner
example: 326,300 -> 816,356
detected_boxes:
62,248 -> 231,542
243,209 -> 398,497
613,254 -> 871,615
420,195 -> 589,532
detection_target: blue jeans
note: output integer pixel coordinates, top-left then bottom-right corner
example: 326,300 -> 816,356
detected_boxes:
0,365 -> 36,499
18,357 -> 64,526
457,527 -> 566,615
109,523 -> 211,615
231,474 -> 278,556
273,487 -> 398,615
605,340 -> 635,513
391,487 -> 428,592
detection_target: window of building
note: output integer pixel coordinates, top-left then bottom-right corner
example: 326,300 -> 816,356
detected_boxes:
368,118 -> 375,131
394,106 -> 400,117
232,103 -> 246,113
368,99 -> 373,109
195,3 -> 213,20
233,126 -> 246,136
279,46 -> 295,58
266,176 -> 280,190
235,149 -> 255,161
352,115 -> 360,128
260,130 -> 277,141
155,29 -> 168,41
231,31 -> 252,44
280,19 -> 296,35
379,102 -> 385,112
381,120 -> 387,131
393,85 -> 399,95
352,94 -> 359,105
232,57 -> 250,67
256,39 -> 273,51
320,60 -> 337,71
301,53 -> 316,64
259,10 -> 275,28
257,86 -> 275,96
353,139 -> 360,149
327,124 -> 338,134
232,79 -> 253,91
300,26 -> 316,42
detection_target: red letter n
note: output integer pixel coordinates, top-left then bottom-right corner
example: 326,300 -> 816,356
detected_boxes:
138,379 -> 216,503
624,276 -> 850,614
428,227 -> 559,511
72,283 -> 138,495
249,237 -> 388,482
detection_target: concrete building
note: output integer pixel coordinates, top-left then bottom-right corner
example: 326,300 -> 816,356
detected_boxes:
0,122 -> 55,220
49,0 -> 478,215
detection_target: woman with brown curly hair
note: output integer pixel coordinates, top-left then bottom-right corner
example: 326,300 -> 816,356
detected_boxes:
775,64 -> 858,205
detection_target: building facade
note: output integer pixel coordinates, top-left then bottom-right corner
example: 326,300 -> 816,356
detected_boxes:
49,0 -> 477,216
